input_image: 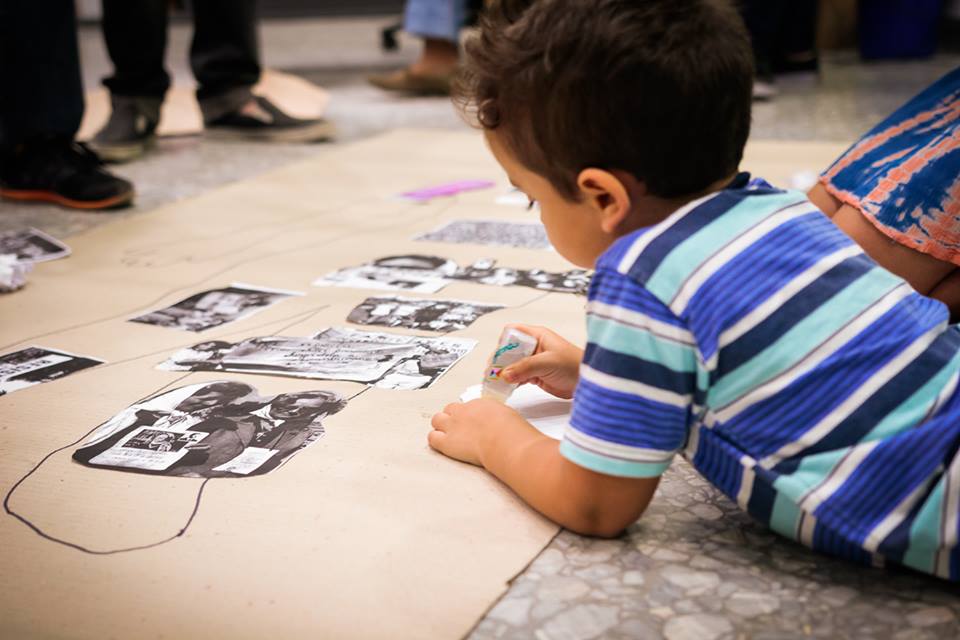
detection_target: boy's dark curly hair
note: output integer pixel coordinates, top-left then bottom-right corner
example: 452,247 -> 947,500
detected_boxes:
454,0 -> 754,200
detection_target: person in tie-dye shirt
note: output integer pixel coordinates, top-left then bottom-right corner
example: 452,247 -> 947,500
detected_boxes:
810,68 -> 960,318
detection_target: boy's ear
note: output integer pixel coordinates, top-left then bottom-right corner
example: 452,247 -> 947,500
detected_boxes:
576,168 -> 641,233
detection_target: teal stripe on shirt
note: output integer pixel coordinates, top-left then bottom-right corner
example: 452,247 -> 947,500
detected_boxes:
586,315 -> 698,373
773,447 -> 849,503
708,266 -> 903,409
769,354 -> 960,503
863,348 -> 960,442
559,439 -> 672,478
901,481 -> 945,575
645,192 -> 805,305
769,493 -> 803,540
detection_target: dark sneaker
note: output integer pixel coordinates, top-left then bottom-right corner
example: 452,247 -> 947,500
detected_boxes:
90,95 -> 162,163
204,95 -> 335,143
0,139 -> 134,210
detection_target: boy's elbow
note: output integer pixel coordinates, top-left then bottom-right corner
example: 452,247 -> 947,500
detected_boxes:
563,503 -> 646,538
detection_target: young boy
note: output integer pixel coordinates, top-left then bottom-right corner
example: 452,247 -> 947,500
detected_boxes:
429,0 -> 960,581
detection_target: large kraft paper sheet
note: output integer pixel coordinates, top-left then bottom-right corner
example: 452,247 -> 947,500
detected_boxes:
0,130 -> 846,639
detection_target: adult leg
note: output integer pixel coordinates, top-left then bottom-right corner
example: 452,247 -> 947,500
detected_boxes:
190,0 -> 333,142
189,0 -> 260,122
405,0 -> 464,76
369,0 -> 467,95
0,0 -> 133,209
738,0 -> 786,100
0,0 -> 83,151
101,0 -> 171,100
94,0 -> 169,162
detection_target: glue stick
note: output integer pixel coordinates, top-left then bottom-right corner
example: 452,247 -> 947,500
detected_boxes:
482,327 -> 538,403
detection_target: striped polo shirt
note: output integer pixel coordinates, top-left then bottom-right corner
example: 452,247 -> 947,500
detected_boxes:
561,174 -> 960,580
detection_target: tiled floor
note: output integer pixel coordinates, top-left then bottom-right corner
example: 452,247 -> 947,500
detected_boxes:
4,16 -> 960,639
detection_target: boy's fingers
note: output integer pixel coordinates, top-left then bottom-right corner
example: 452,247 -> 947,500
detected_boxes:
431,412 -> 450,430
427,429 -> 446,450
502,353 -> 551,383
443,402 -> 462,414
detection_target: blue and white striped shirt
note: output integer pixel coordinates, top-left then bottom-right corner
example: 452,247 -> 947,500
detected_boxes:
562,175 -> 960,580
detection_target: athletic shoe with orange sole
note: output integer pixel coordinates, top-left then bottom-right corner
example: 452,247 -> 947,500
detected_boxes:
0,139 -> 134,210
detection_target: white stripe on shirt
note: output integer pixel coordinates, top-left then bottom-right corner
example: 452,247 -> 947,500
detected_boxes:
713,244 -> 864,359
564,425 -> 678,463
760,320 -> 945,468
715,283 -> 913,422
798,440 -> 880,513
616,191 -> 721,274
586,299 -> 696,345
580,363 -> 691,408
670,202 -> 820,315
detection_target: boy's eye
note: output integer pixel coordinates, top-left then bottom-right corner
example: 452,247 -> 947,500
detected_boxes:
526,198 -> 538,210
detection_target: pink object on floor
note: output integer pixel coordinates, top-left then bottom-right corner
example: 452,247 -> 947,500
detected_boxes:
399,180 -> 495,202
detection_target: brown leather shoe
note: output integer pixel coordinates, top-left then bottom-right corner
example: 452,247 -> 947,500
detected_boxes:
367,68 -> 453,96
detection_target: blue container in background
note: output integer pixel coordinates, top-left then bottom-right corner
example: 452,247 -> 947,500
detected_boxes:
859,0 -> 942,59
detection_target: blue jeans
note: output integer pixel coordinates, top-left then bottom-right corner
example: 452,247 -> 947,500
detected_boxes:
404,0 -> 468,43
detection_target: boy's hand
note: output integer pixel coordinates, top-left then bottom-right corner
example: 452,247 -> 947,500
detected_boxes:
500,324 -> 583,399
429,399 -> 526,466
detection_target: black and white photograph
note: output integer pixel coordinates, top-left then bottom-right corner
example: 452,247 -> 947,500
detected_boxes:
347,295 -> 504,333
314,254 -> 591,296
313,255 -> 457,293
454,258 -> 592,295
73,381 -> 348,477
129,283 -> 302,332
158,327 -> 476,390
413,219 -> 553,250
0,346 -> 103,397
0,227 -> 71,263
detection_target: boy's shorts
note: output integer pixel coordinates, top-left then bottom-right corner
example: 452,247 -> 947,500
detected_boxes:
820,66 -> 960,267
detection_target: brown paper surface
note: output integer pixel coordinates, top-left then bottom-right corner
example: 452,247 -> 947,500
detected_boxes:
0,130 -> 846,639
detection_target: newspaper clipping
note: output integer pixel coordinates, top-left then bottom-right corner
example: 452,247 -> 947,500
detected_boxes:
346,295 -> 503,333
0,346 -> 103,396
0,227 -> 71,263
314,254 -> 590,296
414,219 -> 552,250
73,381 -> 348,477
158,327 -> 476,390
130,283 -> 302,332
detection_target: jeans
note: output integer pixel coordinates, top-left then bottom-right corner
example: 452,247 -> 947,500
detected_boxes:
101,0 -> 261,121
0,0 -> 84,150
403,0 -> 468,43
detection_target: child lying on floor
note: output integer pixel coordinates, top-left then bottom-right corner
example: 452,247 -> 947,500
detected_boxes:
429,0 -> 960,581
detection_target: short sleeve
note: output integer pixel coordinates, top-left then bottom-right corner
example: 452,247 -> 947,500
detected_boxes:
561,267 -> 699,477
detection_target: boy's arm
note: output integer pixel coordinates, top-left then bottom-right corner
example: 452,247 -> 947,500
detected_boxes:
430,399 -> 660,537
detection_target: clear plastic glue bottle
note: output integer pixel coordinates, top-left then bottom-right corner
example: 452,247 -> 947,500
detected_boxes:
482,327 -> 538,403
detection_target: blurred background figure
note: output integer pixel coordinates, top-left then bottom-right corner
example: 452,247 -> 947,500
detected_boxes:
368,0 -> 481,95
91,0 -> 334,163
0,0 -> 134,210
739,0 -> 820,100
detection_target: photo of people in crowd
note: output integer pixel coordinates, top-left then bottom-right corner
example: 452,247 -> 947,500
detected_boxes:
73,381 -> 348,478
129,284 -> 302,332
158,327 -> 475,390
0,228 -> 71,263
314,254 -> 590,295
414,219 -> 552,250
0,346 -> 103,396
347,295 -> 503,333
